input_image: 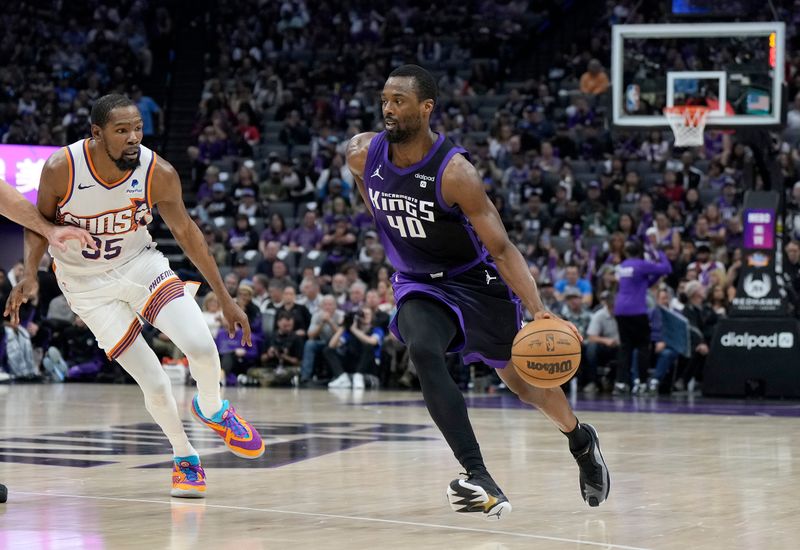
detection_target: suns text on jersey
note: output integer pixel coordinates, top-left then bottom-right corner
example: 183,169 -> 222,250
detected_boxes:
59,201 -> 150,235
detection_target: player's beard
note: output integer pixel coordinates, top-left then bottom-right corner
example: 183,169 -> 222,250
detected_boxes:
105,143 -> 141,171
385,115 -> 422,144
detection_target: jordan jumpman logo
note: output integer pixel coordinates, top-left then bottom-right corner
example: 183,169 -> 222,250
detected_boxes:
485,270 -> 497,285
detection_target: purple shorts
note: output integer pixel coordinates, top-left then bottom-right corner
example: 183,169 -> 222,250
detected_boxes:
389,262 -> 522,369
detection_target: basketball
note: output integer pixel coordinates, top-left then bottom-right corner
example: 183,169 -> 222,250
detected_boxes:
511,318 -> 582,388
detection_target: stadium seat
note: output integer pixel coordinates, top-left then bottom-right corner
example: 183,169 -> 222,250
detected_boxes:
268,201 -> 295,220
550,236 -> 574,255
699,189 -> 719,206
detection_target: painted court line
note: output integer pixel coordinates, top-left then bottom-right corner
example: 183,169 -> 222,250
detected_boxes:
16,491 -> 651,550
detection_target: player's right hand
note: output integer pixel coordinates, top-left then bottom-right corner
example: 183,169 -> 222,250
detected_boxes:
221,298 -> 253,347
46,225 -> 96,252
533,310 -> 584,343
3,278 -> 39,326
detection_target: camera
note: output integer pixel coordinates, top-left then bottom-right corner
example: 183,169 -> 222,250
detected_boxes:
343,311 -> 355,329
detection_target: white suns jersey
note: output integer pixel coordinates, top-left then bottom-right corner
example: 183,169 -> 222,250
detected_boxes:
51,139 -> 157,275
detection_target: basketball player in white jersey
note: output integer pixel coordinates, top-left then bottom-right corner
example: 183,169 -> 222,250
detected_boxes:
5,94 -> 265,498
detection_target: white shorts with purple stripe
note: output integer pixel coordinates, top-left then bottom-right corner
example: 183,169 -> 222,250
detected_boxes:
54,247 -> 199,360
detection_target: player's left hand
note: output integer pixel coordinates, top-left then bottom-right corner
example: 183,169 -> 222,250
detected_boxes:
4,277 -> 39,326
533,310 -> 584,343
221,298 -> 252,346
46,225 -> 96,252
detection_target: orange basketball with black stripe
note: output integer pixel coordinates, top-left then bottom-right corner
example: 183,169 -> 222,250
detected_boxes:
511,318 -> 581,388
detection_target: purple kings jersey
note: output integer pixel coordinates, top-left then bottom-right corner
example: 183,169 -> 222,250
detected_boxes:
364,131 -> 487,278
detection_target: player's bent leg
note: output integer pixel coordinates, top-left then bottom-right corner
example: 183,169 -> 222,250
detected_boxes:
496,363 -> 610,507
116,336 -> 197,458
398,297 -> 510,520
153,295 -> 264,460
150,294 -> 223,416
116,336 -> 205,496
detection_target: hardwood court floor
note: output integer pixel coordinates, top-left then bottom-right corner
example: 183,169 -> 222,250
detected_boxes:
1,383 -> 799,550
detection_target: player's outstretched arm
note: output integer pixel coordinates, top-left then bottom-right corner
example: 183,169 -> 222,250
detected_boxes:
150,157 -> 252,346
3,152 -> 83,324
441,155 -> 583,341
345,132 -> 377,216
0,177 -> 94,252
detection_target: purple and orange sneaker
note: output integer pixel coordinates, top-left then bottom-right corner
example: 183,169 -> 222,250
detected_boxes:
191,397 -> 265,459
171,455 -> 206,498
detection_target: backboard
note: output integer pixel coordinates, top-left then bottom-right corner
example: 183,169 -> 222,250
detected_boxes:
611,22 -> 785,128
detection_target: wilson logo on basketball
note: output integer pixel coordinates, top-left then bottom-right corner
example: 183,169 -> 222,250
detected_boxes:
526,360 -> 574,374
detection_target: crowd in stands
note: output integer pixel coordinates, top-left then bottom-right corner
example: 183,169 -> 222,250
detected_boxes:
5,1 -> 800,395
0,1 -> 169,146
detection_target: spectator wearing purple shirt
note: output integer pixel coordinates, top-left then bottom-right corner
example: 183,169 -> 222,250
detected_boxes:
290,210 -> 324,251
686,244 -> 726,287
196,165 -> 220,204
717,181 -> 739,220
227,214 -> 259,263
216,283 -> 263,380
341,281 -> 367,313
323,196 -> 352,229
261,213 -> 291,246
725,217 -> 744,252
613,240 -> 672,394
197,124 -> 230,163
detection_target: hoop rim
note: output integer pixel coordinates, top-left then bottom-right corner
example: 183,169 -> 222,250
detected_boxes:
663,105 -> 711,114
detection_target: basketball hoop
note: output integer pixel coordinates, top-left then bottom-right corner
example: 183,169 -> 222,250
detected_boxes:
663,106 -> 710,147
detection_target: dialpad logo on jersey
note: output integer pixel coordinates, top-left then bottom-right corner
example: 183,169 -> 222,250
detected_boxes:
0,421 -> 435,468
414,173 -> 434,188
368,188 -> 434,239
719,331 -> 794,350
59,198 -> 151,235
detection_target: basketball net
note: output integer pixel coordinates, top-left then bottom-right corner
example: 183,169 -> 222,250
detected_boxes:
663,106 -> 709,147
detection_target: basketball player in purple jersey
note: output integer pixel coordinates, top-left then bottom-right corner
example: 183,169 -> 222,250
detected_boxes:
347,65 -> 610,519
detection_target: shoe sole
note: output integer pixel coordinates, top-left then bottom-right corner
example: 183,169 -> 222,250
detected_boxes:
171,488 -> 206,498
446,479 -> 512,521
190,408 -> 265,460
581,424 -> 611,507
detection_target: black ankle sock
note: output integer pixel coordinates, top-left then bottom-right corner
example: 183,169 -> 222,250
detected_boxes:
463,455 -> 487,475
562,421 -> 591,453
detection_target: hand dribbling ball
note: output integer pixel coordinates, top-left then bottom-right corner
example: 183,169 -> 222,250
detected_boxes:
511,318 -> 581,388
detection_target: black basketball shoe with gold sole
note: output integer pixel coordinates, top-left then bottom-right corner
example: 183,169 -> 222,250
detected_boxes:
446,470 -> 512,521
572,423 -> 610,507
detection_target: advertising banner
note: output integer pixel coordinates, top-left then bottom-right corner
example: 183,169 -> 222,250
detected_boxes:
731,191 -> 785,316
0,144 -> 60,205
